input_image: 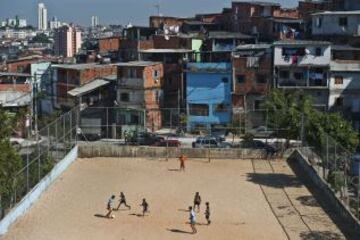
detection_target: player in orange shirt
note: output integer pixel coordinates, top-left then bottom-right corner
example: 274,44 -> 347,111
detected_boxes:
179,154 -> 187,171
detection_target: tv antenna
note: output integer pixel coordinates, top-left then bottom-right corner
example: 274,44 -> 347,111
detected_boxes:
154,3 -> 161,16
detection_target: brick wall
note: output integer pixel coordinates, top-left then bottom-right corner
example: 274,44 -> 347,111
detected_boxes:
98,37 -> 120,52
152,35 -> 191,49
7,59 -> 40,73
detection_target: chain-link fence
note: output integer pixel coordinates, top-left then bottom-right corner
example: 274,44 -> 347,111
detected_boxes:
77,107 -> 297,153
0,107 -> 78,221
299,133 -> 360,220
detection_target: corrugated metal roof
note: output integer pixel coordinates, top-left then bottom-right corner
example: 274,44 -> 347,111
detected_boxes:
68,79 -> 110,97
0,91 -> 31,107
236,44 -> 272,50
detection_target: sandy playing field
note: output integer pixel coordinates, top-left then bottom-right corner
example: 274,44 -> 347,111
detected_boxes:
1,157 -> 347,240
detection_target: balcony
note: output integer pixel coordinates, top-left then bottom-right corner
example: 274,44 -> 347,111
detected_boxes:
278,79 -> 306,87
278,78 -> 328,88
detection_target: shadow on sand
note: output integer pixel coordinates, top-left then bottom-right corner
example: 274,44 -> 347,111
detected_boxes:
167,228 -> 193,234
168,168 -> 180,172
129,213 -> 145,217
94,214 -> 109,219
247,173 -> 303,189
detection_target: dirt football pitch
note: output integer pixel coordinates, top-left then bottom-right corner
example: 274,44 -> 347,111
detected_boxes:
1,157 -> 348,240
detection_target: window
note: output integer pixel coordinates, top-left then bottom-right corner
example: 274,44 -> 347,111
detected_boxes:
214,103 -> 229,113
118,114 -> 126,124
120,93 -> 130,102
189,104 -> 209,116
335,76 -> 343,85
222,77 -> 229,83
294,72 -> 304,80
127,68 -> 136,78
279,70 -> 289,79
315,17 -> 322,28
315,47 -> 322,56
153,70 -> 159,80
339,17 -> 348,27
282,47 -> 306,56
254,100 -> 262,110
335,97 -> 343,106
256,74 -> 267,84
237,75 -> 246,83
130,114 -> 140,124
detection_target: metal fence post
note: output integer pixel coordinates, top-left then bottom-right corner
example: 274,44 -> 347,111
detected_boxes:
208,127 -> 211,163
106,107 -> 109,139
26,142 -> 29,192
325,135 -> 329,179
55,118 -> 58,161
69,109 -> 72,146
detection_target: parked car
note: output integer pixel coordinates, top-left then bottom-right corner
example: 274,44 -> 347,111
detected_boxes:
127,132 -> 162,145
239,140 -> 276,156
247,126 -> 274,138
205,134 -> 225,142
192,137 -> 232,149
152,138 -> 181,147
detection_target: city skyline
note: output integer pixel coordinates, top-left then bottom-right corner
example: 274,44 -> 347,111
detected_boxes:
0,0 -> 298,27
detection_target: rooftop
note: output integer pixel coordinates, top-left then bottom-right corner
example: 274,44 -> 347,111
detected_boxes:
208,31 -> 254,39
0,72 -> 32,77
139,49 -> 194,54
114,61 -> 162,67
236,44 -> 272,50
68,79 -> 110,97
332,45 -> 360,51
52,63 -> 113,71
233,1 -> 281,7
312,11 -> 360,16
273,40 -> 331,46
331,61 -> 360,72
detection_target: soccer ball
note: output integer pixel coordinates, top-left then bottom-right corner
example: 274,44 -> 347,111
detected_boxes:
111,215 -> 115,219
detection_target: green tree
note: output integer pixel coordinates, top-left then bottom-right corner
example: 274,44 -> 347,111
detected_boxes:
264,89 -> 359,151
0,108 -> 23,218
31,33 -> 51,43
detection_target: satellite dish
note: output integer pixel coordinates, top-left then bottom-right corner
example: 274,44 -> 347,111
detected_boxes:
165,35 -> 170,41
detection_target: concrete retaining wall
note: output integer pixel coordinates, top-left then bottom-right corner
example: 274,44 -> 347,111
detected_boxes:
78,143 -> 267,159
0,146 -> 78,235
289,150 -> 360,234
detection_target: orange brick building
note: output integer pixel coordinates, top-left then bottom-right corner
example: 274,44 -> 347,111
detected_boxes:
116,61 -> 164,131
53,63 -> 117,109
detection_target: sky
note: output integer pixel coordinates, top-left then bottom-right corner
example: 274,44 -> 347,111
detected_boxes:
0,0 -> 299,27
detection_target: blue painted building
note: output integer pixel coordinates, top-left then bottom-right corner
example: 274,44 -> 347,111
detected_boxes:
185,62 -> 232,131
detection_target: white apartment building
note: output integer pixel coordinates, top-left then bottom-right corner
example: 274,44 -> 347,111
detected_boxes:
273,40 -> 331,109
38,3 -> 48,31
